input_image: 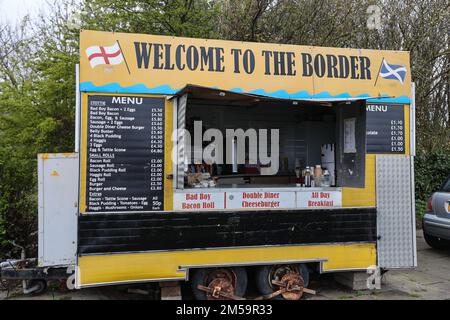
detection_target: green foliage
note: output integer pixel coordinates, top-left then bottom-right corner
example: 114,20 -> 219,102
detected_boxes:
0,0 -> 221,258
82,0 -> 220,38
0,0 -> 449,257
414,148 -> 450,219
415,199 -> 427,220
415,149 -> 450,200
0,9 -> 78,257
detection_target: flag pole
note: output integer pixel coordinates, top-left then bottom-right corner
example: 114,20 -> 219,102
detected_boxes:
117,40 -> 131,75
374,57 -> 384,87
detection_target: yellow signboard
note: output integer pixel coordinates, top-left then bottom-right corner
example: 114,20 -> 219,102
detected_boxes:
80,30 -> 411,104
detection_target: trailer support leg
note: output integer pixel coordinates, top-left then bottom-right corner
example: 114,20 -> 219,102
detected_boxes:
334,268 -> 382,291
160,281 -> 182,300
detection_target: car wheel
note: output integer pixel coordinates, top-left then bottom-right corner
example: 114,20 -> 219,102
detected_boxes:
424,231 -> 450,249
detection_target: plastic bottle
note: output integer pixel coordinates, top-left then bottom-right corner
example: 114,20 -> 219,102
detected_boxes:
322,170 -> 331,187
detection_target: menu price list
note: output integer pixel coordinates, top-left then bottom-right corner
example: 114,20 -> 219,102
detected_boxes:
86,95 -> 165,213
366,104 -> 405,154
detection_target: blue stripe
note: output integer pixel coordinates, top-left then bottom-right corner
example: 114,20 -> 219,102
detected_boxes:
80,82 -> 411,104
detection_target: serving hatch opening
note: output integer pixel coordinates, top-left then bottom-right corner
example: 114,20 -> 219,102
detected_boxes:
173,85 -> 367,190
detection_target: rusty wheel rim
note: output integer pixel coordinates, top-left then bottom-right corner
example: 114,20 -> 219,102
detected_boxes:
268,264 -> 304,300
204,269 -> 236,300
280,273 -> 304,300
268,264 -> 299,290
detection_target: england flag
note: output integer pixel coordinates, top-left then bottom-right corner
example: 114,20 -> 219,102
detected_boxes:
86,42 -> 124,68
379,59 -> 407,84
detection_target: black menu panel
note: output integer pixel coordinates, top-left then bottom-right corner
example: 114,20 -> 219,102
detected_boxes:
366,104 -> 405,154
86,95 -> 165,213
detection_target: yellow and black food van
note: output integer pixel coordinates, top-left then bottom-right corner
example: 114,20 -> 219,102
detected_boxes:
67,30 -> 416,299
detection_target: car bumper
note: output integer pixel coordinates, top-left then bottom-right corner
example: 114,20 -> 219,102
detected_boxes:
423,213 -> 450,240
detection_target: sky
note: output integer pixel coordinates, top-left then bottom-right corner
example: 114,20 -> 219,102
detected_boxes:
0,0 -> 50,25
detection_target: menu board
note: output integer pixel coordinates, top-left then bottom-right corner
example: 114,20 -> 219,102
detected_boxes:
86,95 -> 165,213
366,104 -> 405,154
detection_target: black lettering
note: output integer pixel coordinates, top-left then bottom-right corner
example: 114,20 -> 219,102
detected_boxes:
164,44 -> 174,70
273,52 -> 286,76
231,49 -> 242,73
175,45 -> 186,70
314,54 -> 326,78
200,47 -> 215,71
326,54 -> 339,78
215,47 -> 225,72
301,53 -> 313,77
243,50 -> 255,74
338,55 -> 349,78
350,56 -> 360,79
134,42 -> 152,69
153,43 -> 164,69
262,50 -> 273,75
186,46 -> 199,71
360,56 -> 371,80
286,52 -> 296,76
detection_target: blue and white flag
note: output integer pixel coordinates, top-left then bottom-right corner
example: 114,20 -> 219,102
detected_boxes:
379,59 -> 407,84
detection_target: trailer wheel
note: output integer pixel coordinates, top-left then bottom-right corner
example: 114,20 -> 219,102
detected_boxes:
27,279 -> 47,295
190,267 -> 247,300
256,264 -> 309,300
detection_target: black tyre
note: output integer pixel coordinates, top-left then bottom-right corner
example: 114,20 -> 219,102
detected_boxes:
190,267 -> 248,300
424,231 -> 450,249
28,279 -> 47,295
255,264 -> 309,300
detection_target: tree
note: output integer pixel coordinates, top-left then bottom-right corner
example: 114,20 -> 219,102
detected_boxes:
0,0 -> 448,257
0,2 -> 78,257
80,0 -> 220,38
219,0 -> 449,150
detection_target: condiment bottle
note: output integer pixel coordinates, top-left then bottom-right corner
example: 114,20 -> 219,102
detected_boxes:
304,167 -> 311,187
314,165 -> 323,187
322,170 -> 331,187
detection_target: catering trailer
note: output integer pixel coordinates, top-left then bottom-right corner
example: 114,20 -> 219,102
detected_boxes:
2,29 -> 417,299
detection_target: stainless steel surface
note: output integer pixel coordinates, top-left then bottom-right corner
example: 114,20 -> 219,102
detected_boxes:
410,156 -> 417,267
376,155 -> 416,268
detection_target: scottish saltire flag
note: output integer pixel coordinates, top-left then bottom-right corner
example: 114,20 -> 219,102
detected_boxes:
379,59 -> 407,84
86,42 -> 124,68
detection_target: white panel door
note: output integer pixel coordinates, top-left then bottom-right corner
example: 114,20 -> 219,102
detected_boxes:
38,154 -> 78,267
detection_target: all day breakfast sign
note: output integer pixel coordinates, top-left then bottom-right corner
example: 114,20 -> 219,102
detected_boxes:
80,30 -> 412,104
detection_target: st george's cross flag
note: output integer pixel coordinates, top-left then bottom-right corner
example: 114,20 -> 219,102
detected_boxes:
85,42 -> 124,68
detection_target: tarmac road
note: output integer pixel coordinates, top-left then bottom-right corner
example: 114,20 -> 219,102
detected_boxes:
1,230 -> 449,300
